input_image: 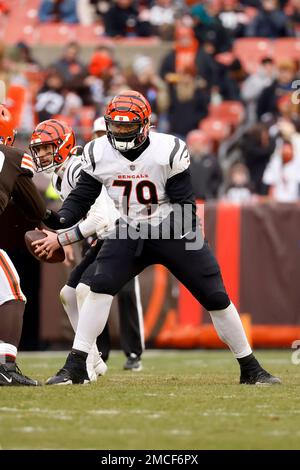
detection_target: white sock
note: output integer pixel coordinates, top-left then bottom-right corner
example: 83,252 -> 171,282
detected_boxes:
73,291 -> 113,354
0,342 -> 17,364
209,302 -> 252,358
76,283 -> 103,368
60,285 -> 78,331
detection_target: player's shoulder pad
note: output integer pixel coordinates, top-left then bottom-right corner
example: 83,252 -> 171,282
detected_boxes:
63,157 -> 82,189
81,137 -> 107,172
21,152 -> 35,175
152,133 -> 190,171
2,146 -> 34,175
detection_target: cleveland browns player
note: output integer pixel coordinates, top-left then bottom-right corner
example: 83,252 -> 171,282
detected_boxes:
0,105 -> 46,386
43,90 -> 281,386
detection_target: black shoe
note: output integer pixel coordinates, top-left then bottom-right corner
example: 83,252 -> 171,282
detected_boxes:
123,353 -> 142,372
0,363 -> 40,386
46,352 -> 90,385
240,368 -> 281,385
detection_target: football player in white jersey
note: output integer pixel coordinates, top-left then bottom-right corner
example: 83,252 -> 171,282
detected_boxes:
43,90 -> 280,386
92,116 -> 145,371
30,118 -> 144,380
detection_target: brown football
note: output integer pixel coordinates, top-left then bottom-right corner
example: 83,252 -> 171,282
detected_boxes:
24,230 -> 65,263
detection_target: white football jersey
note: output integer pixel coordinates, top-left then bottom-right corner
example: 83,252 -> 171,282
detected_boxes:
52,153 -> 119,237
52,155 -> 82,201
82,132 -> 190,226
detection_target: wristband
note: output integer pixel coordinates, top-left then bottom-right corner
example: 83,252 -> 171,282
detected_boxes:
58,226 -> 84,246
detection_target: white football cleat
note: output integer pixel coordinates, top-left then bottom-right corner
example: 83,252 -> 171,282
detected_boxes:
86,344 -> 108,380
87,365 -> 97,382
94,356 -> 108,376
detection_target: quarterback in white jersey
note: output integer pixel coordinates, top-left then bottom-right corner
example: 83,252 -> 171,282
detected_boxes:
30,119 -> 112,380
43,90 -> 280,386
30,118 -> 144,378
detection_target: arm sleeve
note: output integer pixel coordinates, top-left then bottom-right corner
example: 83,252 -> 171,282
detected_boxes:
166,169 -> 195,204
165,169 -> 199,232
163,138 -> 199,233
45,170 -> 103,229
12,174 -> 46,222
78,195 -> 109,238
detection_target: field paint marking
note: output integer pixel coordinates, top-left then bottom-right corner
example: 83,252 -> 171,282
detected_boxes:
88,410 -> 120,416
13,426 -> 45,433
169,429 -> 192,436
0,407 -> 19,412
147,413 -> 162,419
117,428 -> 139,434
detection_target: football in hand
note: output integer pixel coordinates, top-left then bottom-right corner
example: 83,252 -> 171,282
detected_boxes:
24,230 -> 65,264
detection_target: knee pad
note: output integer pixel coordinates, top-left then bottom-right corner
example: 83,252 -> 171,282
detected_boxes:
90,272 -> 117,296
76,282 -> 90,310
202,292 -> 230,311
60,285 -> 76,307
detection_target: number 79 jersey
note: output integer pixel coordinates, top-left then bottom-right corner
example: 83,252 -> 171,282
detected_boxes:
81,132 -> 190,226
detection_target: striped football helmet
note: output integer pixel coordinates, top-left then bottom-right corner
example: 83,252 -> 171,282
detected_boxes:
104,90 -> 151,152
30,119 -> 76,172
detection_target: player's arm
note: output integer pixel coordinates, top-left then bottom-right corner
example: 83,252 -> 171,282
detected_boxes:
165,169 -> 198,235
55,194 -> 108,246
12,174 -> 47,222
32,197 -> 105,258
164,139 -> 198,234
44,170 -> 103,229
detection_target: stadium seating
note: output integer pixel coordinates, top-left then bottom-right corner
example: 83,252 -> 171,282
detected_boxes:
234,38 -> 273,73
199,117 -> 231,145
208,101 -> 245,128
273,38 -> 300,62
234,37 -> 300,72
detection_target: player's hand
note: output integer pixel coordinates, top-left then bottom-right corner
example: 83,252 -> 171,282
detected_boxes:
31,229 -> 60,260
63,244 -> 75,267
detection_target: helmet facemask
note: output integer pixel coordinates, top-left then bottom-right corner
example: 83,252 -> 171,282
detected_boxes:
30,141 -> 60,173
30,119 -> 76,173
104,90 -> 152,152
0,131 -> 16,147
105,119 -> 150,152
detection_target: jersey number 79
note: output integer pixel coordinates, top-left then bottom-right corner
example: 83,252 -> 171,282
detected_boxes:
112,179 -> 158,216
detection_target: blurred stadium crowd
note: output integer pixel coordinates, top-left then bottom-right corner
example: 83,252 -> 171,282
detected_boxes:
1,0 -> 300,204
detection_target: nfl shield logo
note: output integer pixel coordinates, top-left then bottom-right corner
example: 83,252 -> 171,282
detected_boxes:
130,165 -> 135,171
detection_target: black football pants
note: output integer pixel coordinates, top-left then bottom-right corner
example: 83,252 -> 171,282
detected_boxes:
90,229 -> 230,312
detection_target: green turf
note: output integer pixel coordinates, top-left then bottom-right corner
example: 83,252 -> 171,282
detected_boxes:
0,350 -> 299,450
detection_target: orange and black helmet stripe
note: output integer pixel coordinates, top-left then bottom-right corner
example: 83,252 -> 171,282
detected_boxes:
32,120 -> 68,142
106,91 -> 151,122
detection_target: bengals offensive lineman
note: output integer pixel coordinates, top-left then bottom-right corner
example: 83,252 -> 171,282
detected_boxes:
42,90 -> 280,386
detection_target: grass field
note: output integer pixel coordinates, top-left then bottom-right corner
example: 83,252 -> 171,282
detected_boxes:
0,350 -> 299,450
